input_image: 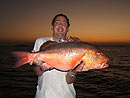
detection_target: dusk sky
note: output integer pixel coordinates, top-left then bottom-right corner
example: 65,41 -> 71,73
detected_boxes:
1,0 -> 130,44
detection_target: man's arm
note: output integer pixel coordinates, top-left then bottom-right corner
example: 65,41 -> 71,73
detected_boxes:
33,65 -> 43,76
66,70 -> 77,84
66,61 -> 85,84
30,57 -> 44,76
30,39 -> 53,76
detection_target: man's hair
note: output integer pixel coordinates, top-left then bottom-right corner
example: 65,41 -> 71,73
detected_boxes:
52,14 -> 70,27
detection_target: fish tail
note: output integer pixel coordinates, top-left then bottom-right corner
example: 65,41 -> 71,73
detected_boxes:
11,51 -> 34,68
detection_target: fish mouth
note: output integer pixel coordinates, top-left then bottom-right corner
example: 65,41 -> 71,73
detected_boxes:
101,58 -> 110,68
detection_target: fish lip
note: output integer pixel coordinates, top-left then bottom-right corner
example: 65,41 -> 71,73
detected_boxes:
101,58 -> 110,68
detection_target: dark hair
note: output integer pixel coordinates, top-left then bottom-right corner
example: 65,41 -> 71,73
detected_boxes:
52,14 -> 70,27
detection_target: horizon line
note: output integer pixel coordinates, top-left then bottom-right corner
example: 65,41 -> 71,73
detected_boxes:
0,41 -> 130,47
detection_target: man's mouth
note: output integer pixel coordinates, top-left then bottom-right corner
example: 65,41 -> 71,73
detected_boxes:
57,28 -> 64,32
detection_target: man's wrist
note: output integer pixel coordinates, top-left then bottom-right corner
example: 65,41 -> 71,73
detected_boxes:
70,74 -> 76,78
68,72 -> 77,78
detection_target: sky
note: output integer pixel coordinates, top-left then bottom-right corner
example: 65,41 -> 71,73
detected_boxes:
1,0 -> 130,44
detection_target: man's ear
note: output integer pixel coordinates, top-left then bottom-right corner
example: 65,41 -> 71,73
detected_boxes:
51,25 -> 53,30
67,28 -> 69,33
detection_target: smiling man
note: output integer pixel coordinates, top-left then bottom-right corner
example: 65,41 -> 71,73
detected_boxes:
31,14 -> 83,98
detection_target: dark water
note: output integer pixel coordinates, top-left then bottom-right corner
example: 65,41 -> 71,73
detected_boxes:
0,43 -> 130,98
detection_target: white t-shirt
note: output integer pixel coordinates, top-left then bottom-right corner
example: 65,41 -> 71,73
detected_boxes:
33,37 -> 76,98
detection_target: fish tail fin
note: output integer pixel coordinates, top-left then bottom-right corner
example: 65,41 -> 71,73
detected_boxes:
11,51 -> 33,68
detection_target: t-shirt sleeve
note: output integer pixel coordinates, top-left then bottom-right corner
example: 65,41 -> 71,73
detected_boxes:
33,39 -> 41,52
33,37 -> 52,52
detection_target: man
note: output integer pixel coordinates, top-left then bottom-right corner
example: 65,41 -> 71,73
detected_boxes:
31,14 -> 84,98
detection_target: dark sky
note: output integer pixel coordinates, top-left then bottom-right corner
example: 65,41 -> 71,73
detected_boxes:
1,0 -> 130,43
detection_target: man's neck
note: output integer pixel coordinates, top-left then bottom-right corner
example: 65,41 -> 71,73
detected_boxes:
53,35 -> 66,42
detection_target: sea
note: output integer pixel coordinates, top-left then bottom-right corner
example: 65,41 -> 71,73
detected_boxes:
0,43 -> 130,98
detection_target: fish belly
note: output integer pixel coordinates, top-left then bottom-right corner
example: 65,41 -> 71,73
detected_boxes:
39,49 -> 86,71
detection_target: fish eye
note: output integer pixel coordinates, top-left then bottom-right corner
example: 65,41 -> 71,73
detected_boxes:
96,51 -> 104,56
96,52 -> 101,56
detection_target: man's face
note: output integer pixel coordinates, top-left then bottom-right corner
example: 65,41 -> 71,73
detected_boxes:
52,16 -> 69,37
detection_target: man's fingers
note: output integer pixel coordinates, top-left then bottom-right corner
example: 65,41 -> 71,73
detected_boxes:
78,64 -> 84,71
29,60 -> 33,65
79,61 -> 85,71
31,50 -> 35,53
75,61 -> 85,72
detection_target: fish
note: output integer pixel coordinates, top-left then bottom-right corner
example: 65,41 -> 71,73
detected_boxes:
12,42 -> 110,72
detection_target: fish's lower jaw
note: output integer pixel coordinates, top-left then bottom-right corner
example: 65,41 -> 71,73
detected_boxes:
99,63 -> 109,69
93,63 -> 106,69
103,63 -> 109,68
102,58 -> 110,68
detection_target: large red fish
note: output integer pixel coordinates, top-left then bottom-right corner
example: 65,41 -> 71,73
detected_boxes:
12,42 -> 110,72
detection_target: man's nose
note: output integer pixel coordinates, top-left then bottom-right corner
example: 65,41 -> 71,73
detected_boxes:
59,22 -> 64,26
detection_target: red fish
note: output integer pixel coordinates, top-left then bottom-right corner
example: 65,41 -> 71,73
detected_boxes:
12,42 -> 110,72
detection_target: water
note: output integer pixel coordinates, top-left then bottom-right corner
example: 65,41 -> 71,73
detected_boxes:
0,43 -> 130,98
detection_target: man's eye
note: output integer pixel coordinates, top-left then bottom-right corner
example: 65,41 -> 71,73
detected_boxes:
63,23 -> 67,26
55,21 -> 59,25
54,21 -> 67,26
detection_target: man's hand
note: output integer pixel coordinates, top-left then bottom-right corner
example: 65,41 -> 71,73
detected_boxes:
74,61 -> 85,72
29,50 -> 35,65
31,58 -> 44,66
66,61 -> 85,84
29,50 -> 44,66
29,50 -> 44,76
